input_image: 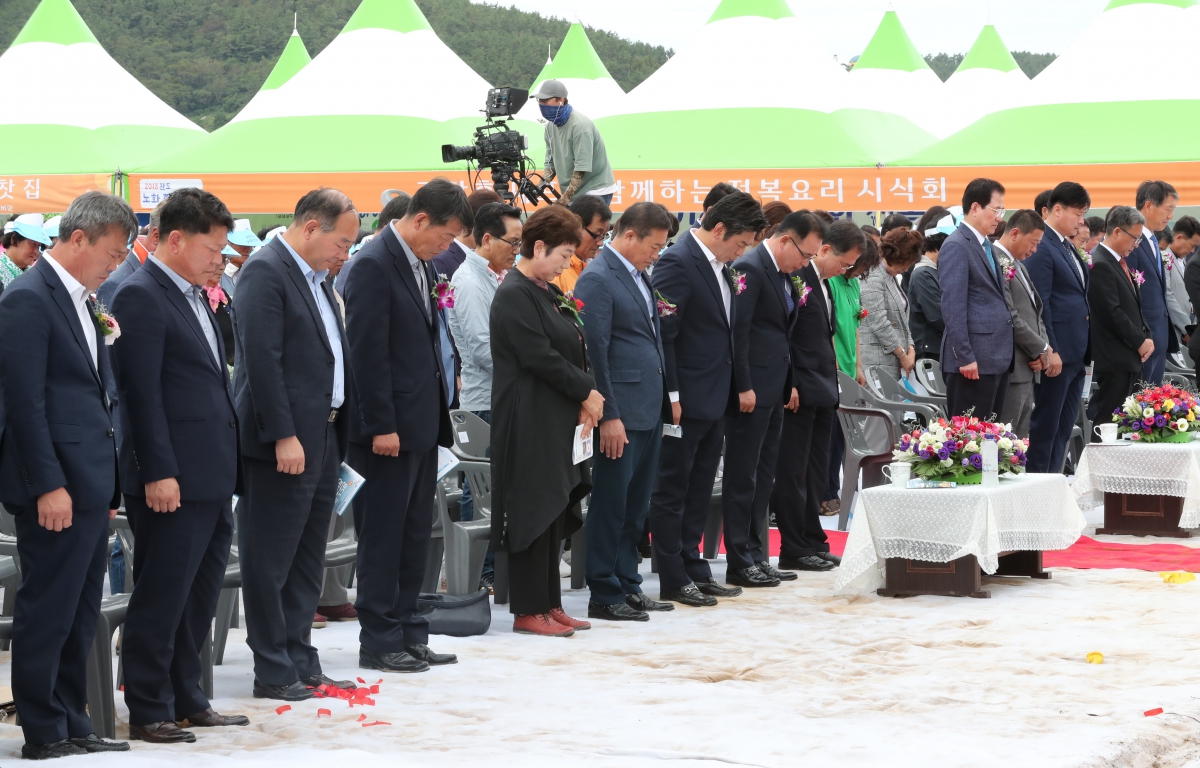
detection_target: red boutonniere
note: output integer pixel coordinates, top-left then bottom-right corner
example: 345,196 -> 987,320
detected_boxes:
558,291 -> 584,325
89,294 -> 120,344
654,290 -> 677,317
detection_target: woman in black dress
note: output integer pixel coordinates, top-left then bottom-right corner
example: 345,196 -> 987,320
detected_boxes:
491,206 -> 604,637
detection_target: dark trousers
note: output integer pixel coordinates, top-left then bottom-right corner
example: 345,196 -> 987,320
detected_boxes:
122,496 -> 232,725
11,505 -> 109,745
239,424 -> 340,686
944,370 -> 1010,420
347,442 -> 436,652
1028,361 -> 1086,473
1087,370 -> 1139,440
826,418 -> 845,502
771,405 -> 833,559
508,510 -> 566,616
722,402 -> 784,571
1142,324 -> 1168,385
647,415 -> 724,592
586,425 -> 661,604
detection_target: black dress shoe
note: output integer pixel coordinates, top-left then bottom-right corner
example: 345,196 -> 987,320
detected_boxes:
816,552 -> 842,566
359,647 -> 430,673
69,734 -> 130,752
661,583 -> 718,607
758,562 -> 798,581
626,592 -> 675,612
726,566 -> 780,588
129,721 -> 197,744
302,674 -> 357,690
778,555 -> 836,571
253,679 -> 315,701
22,739 -> 88,759
695,579 -> 742,598
404,643 -> 458,666
182,707 -> 250,727
587,600 -> 649,621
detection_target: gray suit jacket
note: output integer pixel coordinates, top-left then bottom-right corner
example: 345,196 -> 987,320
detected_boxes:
858,264 -> 913,377
1005,260 -> 1048,385
938,223 -> 1014,375
573,245 -> 669,431
1165,252 -> 1191,340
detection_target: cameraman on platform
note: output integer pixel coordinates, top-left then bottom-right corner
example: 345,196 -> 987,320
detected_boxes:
531,80 -> 616,207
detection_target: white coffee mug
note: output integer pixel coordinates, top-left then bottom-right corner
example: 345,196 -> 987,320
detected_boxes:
882,462 -> 911,486
1094,423 -> 1119,443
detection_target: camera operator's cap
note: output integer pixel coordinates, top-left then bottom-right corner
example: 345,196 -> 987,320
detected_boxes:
529,80 -> 568,101
43,215 -> 62,238
228,218 -> 263,248
8,214 -> 52,247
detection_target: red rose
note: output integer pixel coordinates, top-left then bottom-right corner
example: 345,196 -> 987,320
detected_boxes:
574,298 -> 585,311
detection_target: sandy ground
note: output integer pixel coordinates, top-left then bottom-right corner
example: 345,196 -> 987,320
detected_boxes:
0,508 -> 1199,767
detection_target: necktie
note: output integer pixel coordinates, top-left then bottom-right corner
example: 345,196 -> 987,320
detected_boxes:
1119,257 -> 1135,287
413,261 -> 430,317
779,273 -> 795,314
983,239 -> 998,280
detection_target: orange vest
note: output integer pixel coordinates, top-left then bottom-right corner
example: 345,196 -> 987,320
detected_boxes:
551,255 -> 587,293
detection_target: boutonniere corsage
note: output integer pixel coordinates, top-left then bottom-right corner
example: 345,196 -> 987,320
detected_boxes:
996,252 -> 1016,283
728,268 -> 747,295
557,291 -> 585,325
432,273 -> 455,309
654,290 -> 677,317
1003,266 -> 1016,283
1163,252 -> 1175,271
790,275 -> 813,307
89,295 -> 120,344
1132,269 -> 1146,286
858,306 -> 869,320
205,284 -> 229,311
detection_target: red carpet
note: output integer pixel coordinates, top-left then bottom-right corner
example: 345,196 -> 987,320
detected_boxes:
718,530 -> 1200,571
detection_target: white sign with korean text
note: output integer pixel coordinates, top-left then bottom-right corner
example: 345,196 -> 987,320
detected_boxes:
139,179 -> 203,210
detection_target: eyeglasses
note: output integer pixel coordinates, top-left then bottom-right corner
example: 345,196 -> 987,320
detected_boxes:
496,236 -> 521,252
1116,228 -> 1144,248
584,227 -> 608,242
786,236 -> 818,261
986,205 -> 1006,216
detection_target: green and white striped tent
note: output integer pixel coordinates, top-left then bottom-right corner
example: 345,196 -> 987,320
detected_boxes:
515,23 -> 626,121
846,9 -> 945,141
937,25 -> 1029,137
229,24 -> 312,123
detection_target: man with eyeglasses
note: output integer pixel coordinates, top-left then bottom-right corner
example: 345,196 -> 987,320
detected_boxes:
1125,180 -> 1180,385
1086,206 -> 1153,433
553,195 -> 612,293
1025,181 -> 1092,473
938,178 -> 1015,420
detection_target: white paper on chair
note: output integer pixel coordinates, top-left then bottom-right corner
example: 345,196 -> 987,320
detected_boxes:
334,463 -> 365,516
573,425 -> 594,465
436,445 -> 461,481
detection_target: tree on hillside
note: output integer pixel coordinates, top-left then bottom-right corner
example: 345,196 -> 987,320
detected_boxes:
924,53 -> 963,82
924,50 -> 1057,82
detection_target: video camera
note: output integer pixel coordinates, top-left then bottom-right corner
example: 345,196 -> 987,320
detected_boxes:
441,87 -> 559,207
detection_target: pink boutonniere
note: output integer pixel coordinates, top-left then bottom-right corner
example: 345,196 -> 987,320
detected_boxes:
89,294 -> 120,345
205,284 -> 228,312
790,275 -> 813,307
1163,252 -> 1175,271
1003,266 -> 1016,283
654,290 -> 677,317
728,268 -> 747,295
1132,269 -> 1145,286
432,273 -> 455,309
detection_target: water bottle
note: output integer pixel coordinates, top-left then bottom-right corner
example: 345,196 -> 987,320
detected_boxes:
982,434 -> 999,488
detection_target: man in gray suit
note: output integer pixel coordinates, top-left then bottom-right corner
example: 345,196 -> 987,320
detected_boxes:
996,210 -> 1048,438
574,203 -> 676,622
233,189 -> 360,701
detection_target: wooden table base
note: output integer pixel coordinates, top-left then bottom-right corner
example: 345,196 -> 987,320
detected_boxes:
1097,492 -> 1193,538
877,551 -> 1051,599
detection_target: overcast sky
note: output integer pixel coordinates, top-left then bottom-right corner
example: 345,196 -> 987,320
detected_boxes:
473,0 -> 1110,61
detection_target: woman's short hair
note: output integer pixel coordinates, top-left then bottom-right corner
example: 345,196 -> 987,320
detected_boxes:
761,201 -> 792,238
848,235 -> 881,277
521,205 -> 583,259
0,231 -> 29,250
880,228 -> 924,270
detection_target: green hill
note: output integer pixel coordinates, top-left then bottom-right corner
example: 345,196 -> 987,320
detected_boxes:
0,0 -> 671,131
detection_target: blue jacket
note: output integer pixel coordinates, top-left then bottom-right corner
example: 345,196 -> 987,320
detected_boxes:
650,230 -> 735,422
574,245 -> 669,431
342,225 -> 452,452
111,259 -> 240,501
1125,235 -> 1178,355
731,242 -> 797,408
0,258 -> 119,510
938,223 -> 1014,375
1024,227 -> 1091,365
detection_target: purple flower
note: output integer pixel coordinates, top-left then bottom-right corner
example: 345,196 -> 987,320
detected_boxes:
938,447 -> 951,460
961,458 -> 970,466
1156,415 -> 1168,427
970,453 -> 983,469
1132,420 -> 1142,431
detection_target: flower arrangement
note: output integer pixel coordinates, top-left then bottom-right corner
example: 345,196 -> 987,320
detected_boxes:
790,275 -> 812,307
557,291 -> 585,325
1132,269 -> 1145,287
654,290 -> 677,317
1112,383 -> 1200,443
728,268 -> 747,295
893,415 -> 1028,481
432,273 -> 455,309
89,296 -> 120,344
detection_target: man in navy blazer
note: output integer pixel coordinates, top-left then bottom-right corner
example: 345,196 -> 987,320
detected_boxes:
1126,180 -> 1180,384
574,202 -> 676,622
0,192 -> 137,760
939,178 -> 1015,419
1025,182 -> 1092,473
233,189 -> 360,702
342,179 -> 466,672
112,188 -> 248,744
722,211 -> 817,588
646,192 -> 764,607
773,221 -> 865,571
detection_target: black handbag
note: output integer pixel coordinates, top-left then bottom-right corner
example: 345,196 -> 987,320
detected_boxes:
416,589 -> 492,637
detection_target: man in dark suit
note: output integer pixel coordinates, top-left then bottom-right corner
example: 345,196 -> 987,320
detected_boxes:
430,188 -> 502,280
234,189 -> 360,701
342,178 -> 468,672
773,221 -> 865,572
939,178 -> 1015,419
1087,207 -> 1154,430
0,192 -> 137,760
1126,180 -> 1179,385
574,203 -> 676,621
1025,182 -> 1092,473
646,192 -> 764,608
112,188 -> 248,744
995,210 -> 1048,438
723,211 -> 818,588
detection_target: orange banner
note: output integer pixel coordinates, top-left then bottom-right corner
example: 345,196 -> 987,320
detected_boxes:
0,174 -> 116,215
126,162 -> 1200,215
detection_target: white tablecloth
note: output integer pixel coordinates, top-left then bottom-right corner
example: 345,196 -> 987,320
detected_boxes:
834,474 -> 1087,594
1073,442 -> 1200,529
